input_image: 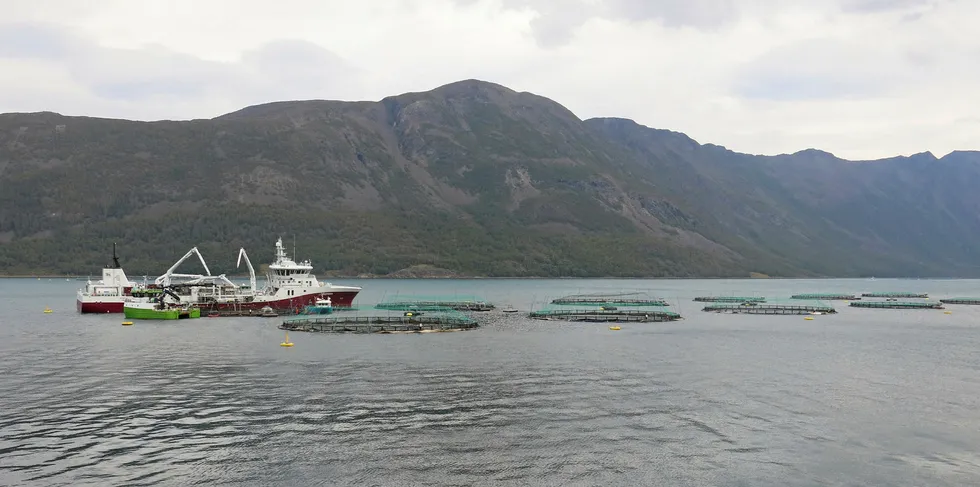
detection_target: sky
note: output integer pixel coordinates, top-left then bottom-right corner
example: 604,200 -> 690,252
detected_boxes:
1,0 -> 976,159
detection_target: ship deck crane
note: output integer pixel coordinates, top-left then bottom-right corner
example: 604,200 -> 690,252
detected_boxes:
155,247 -> 212,287
237,248 -> 257,294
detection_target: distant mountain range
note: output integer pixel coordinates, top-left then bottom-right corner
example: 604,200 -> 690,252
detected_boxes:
2,79 -> 978,277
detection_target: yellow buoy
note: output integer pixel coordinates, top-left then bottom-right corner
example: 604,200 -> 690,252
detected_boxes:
280,331 -> 294,347
43,307 -> 52,314
804,316 -> 814,320
122,321 -> 134,326
609,326 -> 621,330
944,311 -> 952,315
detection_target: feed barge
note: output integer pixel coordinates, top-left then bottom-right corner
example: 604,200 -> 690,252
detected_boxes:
702,302 -> 836,315
529,307 -> 681,323
693,296 -> 766,303
861,292 -> 928,299
791,293 -> 859,300
938,298 -> 980,305
550,293 -> 669,307
850,301 -> 943,310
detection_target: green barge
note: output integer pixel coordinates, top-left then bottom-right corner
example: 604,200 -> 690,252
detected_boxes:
124,301 -> 201,320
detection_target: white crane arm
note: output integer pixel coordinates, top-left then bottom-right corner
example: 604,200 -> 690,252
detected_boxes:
237,248 -> 257,292
155,247 -> 212,286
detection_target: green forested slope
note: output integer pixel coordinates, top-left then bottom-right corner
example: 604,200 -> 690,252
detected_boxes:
1,79 -> 977,277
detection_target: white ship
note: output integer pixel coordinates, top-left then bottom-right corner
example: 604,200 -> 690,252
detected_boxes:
154,237 -> 361,313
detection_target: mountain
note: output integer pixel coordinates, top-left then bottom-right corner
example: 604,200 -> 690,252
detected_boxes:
1,79 -> 978,277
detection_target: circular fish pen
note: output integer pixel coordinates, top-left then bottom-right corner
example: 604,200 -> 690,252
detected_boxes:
938,298 -> 980,305
861,292 -> 928,299
280,305 -> 479,334
791,293 -> 859,300
550,292 -> 669,307
374,295 -> 494,312
849,301 -> 943,310
529,305 -> 681,323
702,301 -> 836,315
693,296 -> 766,303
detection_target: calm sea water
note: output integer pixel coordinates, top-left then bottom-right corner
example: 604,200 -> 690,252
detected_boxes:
1,278 -> 979,486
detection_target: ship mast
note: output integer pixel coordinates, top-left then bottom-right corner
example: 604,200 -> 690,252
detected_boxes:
110,242 -> 121,269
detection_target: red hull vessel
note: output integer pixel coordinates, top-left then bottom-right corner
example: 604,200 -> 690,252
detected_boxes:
153,238 -> 361,313
77,244 -> 136,314
206,290 -> 358,314
77,300 -> 126,314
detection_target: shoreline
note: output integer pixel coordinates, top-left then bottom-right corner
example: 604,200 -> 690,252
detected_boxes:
0,275 -> 965,280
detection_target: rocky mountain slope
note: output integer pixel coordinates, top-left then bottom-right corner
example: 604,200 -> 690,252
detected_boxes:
1,79 -> 977,277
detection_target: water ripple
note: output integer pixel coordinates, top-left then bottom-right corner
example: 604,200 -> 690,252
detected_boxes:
3,281 -> 980,486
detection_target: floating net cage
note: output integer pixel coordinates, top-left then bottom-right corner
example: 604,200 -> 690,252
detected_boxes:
550,292 -> 669,307
693,296 -> 766,303
280,304 -> 479,333
530,303 -> 681,323
861,292 -> 928,299
849,301 -> 942,310
375,294 -> 495,311
939,297 -> 980,305
790,293 -> 858,300
702,299 -> 836,315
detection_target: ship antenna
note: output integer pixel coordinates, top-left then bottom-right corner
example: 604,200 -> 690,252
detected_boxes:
112,242 -> 121,268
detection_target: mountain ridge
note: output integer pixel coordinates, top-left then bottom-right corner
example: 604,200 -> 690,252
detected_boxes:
1,79 -> 978,277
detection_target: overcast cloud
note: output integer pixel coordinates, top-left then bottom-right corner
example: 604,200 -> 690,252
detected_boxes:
0,0 -> 975,159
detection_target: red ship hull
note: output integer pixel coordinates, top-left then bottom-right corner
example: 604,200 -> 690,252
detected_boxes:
203,290 -> 358,314
77,291 -> 358,315
77,300 -> 126,314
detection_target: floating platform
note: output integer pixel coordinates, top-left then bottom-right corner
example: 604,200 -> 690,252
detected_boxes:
550,293 -> 669,307
791,293 -> 859,300
702,302 -> 835,315
861,292 -> 928,298
529,308 -> 681,323
693,296 -> 766,303
280,314 -> 479,334
939,298 -> 980,305
375,295 -> 494,312
850,301 -> 943,309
